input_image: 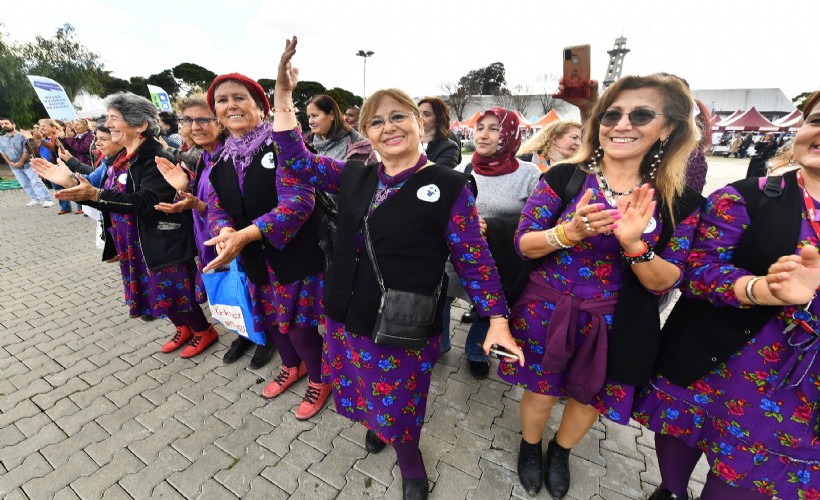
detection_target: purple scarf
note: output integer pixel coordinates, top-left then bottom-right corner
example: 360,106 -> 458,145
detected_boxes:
222,121 -> 274,190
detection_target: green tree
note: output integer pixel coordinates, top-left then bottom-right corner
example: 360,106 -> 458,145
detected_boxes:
0,28 -> 37,126
793,91 -> 815,112
328,87 -> 362,108
293,80 -> 326,111
126,77 -> 151,99
325,89 -> 349,111
146,69 -> 180,97
99,72 -> 130,96
257,78 -> 277,100
458,62 -> 507,95
18,23 -> 105,99
172,62 -> 216,92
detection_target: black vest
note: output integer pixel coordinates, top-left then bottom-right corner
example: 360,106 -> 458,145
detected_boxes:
324,161 -> 468,338
209,143 -> 325,286
656,171 -> 802,386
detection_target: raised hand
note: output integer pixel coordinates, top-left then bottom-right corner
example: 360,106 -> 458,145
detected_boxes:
564,188 -> 619,242
155,191 -> 204,214
554,77 -> 599,122
612,185 -> 656,253
31,157 -> 75,187
155,156 -> 191,192
55,174 -> 97,202
276,36 -> 300,93
766,245 -> 820,305
58,148 -> 74,162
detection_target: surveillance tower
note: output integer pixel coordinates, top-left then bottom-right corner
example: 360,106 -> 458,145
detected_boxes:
602,36 -> 630,91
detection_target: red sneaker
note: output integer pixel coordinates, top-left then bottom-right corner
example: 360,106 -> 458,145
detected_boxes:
295,381 -> 332,420
179,325 -> 219,358
57,210 -> 71,215
74,209 -> 84,214
161,325 -> 192,353
262,363 -> 307,399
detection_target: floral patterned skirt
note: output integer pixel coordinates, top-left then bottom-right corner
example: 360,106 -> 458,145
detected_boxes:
497,298 -> 636,424
632,323 -> 820,499
322,319 -> 440,444
246,261 -> 323,336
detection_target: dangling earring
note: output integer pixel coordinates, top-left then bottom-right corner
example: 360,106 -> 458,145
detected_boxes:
648,139 -> 666,181
788,153 -> 796,167
588,146 -> 604,171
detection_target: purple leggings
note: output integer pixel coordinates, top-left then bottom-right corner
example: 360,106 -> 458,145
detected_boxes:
270,326 -> 323,382
167,307 -> 210,333
655,434 -> 771,500
394,440 -> 426,480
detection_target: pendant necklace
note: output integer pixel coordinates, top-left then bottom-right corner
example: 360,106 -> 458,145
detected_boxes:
597,169 -> 642,206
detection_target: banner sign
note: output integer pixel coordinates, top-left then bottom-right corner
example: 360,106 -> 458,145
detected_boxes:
147,84 -> 173,113
26,75 -> 78,120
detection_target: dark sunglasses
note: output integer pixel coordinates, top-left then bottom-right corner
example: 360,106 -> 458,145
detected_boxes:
598,109 -> 664,127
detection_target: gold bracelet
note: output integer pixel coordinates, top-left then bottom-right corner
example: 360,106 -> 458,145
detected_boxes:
556,224 -> 576,248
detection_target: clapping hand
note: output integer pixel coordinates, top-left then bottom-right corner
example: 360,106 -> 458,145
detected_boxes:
55,174 -> 97,202
155,156 -> 191,192
565,188 -> 619,242
203,226 -> 261,272
31,157 -> 75,188
155,191 -> 203,214
766,245 -> 820,305
613,185 -> 655,253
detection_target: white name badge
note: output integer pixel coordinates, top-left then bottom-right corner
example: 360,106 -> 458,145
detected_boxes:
117,173 -> 127,184
644,216 -> 657,233
261,152 -> 276,169
417,184 -> 441,203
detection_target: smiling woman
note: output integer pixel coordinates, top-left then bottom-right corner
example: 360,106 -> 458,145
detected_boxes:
305,94 -> 374,163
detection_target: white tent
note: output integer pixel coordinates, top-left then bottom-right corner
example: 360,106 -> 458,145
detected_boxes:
73,90 -> 107,119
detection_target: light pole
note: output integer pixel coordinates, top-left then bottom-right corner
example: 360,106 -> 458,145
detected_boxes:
356,50 -> 374,97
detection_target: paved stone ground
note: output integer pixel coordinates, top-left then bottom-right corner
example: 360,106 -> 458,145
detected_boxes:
0,158 -> 747,499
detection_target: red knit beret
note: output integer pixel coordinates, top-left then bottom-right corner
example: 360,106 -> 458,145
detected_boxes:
206,73 -> 270,117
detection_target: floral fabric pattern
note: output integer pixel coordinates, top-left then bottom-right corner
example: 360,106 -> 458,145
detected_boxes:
498,174 -> 699,424
633,186 -> 820,499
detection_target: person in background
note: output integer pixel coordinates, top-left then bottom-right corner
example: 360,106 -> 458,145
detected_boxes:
306,94 -> 374,162
344,105 -> 359,130
36,118 -> 79,214
63,119 -> 94,166
159,111 -> 183,149
271,37 -> 524,500
0,117 -> 54,207
501,74 -> 703,498
746,132 -> 779,178
517,120 -> 583,173
682,99 -> 712,194
418,96 -> 461,168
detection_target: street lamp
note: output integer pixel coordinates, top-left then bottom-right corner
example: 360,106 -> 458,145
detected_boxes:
356,50 -> 375,97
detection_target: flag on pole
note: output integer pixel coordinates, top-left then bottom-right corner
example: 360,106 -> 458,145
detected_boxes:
147,85 -> 173,113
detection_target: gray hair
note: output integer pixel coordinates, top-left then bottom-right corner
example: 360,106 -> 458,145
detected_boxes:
104,92 -> 161,138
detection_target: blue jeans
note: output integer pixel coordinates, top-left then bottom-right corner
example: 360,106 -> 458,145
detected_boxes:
440,297 -> 489,361
10,165 -> 51,201
53,184 -> 78,211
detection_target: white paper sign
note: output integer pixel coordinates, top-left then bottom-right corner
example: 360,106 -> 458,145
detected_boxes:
209,303 -> 249,337
27,75 -> 78,120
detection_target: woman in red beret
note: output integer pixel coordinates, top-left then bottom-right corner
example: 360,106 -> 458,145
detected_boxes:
202,73 -> 331,419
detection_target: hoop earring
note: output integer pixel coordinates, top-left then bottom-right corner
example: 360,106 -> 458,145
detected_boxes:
587,146 -> 604,171
648,139 -> 666,181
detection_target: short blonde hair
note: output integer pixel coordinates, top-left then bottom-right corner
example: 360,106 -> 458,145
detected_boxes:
518,120 -> 582,157
358,88 -> 420,135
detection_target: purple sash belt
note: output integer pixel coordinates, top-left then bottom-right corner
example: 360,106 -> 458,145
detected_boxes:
517,274 -> 618,404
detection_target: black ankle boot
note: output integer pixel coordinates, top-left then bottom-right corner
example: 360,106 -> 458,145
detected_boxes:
365,429 -> 386,453
545,438 -> 571,499
517,439 -> 543,496
648,487 -> 681,499
402,477 -> 428,500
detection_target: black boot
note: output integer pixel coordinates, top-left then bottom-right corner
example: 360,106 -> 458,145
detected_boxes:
461,306 -> 476,323
517,439 -> 542,496
249,342 -> 276,369
545,437 -> 570,499
648,487 -> 681,499
223,336 -> 252,364
365,429 -> 386,453
402,451 -> 428,500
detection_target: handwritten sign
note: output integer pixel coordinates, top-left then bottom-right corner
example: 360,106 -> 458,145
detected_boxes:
209,303 -> 249,338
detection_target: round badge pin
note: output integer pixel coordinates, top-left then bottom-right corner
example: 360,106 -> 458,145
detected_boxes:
117,173 -> 128,184
261,152 -> 276,169
417,184 -> 441,203
644,216 -> 657,233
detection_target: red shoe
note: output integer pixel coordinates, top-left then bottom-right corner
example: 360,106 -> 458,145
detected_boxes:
57,210 -> 71,215
295,380 -> 332,420
74,209 -> 84,214
161,325 -> 192,353
262,363 -> 307,399
179,325 -> 219,358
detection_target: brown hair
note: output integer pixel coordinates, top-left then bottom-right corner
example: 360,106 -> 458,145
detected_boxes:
306,94 -> 351,139
176,93 -> 228,142
570,73 -> 698,210
518,119 -> 582,157
359,88 -> 421,136
418,96 -> 452,140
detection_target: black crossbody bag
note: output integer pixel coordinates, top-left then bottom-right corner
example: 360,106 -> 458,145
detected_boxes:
363,215 -> 443,349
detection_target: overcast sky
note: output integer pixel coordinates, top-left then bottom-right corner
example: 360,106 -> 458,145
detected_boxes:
3,0 -> 817,101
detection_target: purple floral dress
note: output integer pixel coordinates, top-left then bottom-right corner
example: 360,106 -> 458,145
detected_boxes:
208,126 -> 323,336
192,144 -> 222,303
633,186 -> 820,499
273,129 -> 508,444
498,175 -> 699,423
104,157 -> 200,318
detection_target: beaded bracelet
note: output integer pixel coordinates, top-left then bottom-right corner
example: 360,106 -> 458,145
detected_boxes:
620,240 -> 655,264
271,107 -> 295,113
544,227 -> 568,249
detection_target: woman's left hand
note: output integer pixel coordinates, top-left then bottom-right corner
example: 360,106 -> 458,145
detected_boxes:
482,318 -> 525,367
276,36 -> 300,93
202,226 -> 261,272
154,191 -> 202,214
613,184 -> 656,253
155,156 -> 191,192
55,174 -> 97,202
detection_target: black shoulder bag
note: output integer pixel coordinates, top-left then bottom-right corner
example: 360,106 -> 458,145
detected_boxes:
364,215 -> 443,349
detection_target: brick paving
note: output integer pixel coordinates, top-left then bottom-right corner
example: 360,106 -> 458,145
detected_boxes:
0,158 -> 746,499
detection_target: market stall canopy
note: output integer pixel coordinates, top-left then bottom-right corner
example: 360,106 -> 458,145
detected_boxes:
450,120 -> 461,130
719,107 -> 780,131
712,110 -> 743,128
531,109 -> 562,128
774,110 -> 804,130
461,111 -> 481,128
514,111 -> 532,127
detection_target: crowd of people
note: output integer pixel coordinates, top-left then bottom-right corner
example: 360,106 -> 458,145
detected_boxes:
2,35 -> 818,500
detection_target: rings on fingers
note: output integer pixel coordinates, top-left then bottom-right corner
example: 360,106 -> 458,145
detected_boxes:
581,215 -> 593,233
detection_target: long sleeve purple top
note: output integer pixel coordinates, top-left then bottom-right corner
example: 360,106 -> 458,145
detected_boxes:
272,128 -> 509,317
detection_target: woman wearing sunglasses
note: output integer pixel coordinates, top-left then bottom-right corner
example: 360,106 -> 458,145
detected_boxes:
270,37 -> 524,500
499,74 -> 704,498
633,91 -> 820,500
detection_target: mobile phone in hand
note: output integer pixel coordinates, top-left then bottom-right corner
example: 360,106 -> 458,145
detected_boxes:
562,44 -> 591,99
477,342 -> 520,360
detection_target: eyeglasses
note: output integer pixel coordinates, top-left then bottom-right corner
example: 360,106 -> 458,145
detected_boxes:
178,116 -> 218,127
367,112 -> 416,130
598,109 -> 664,127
